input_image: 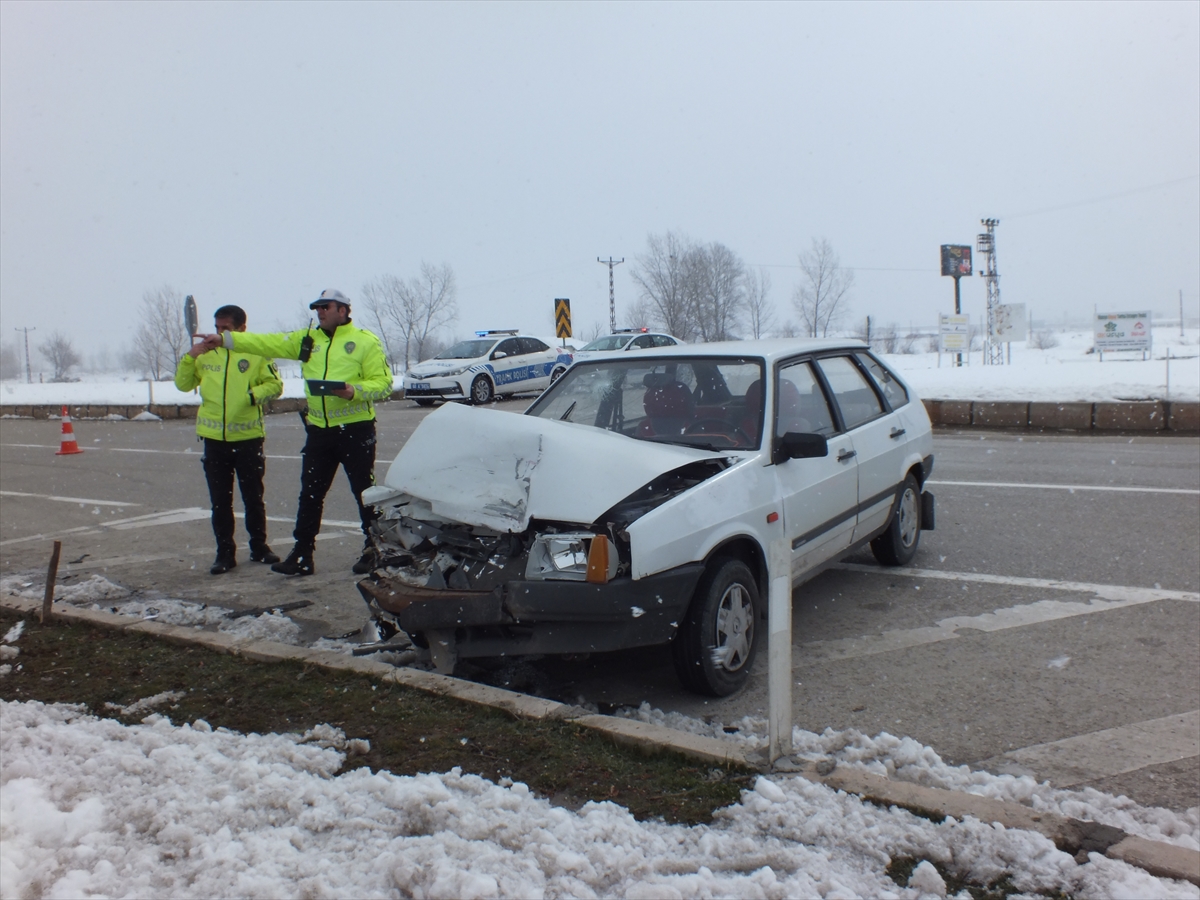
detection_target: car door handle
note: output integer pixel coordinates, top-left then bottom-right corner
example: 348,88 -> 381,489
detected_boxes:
836,449 -> 857,462
889,428 -> 907,439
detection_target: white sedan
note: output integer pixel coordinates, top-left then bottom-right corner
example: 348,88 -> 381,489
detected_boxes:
359,339 -> 935,696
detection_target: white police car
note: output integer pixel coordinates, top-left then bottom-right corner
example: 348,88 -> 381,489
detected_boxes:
404,331 -> 573,406
573,328 -> 682,362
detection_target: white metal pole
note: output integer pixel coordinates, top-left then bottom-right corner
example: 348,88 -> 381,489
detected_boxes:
767,536 -> 793,764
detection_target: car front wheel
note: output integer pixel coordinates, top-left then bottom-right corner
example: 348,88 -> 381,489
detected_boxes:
673,557 -> 760,696
470,375 -> 494,405
871,474 -> 921,566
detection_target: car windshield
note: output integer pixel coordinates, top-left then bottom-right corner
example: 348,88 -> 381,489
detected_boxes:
526,356 -> 765,450
436,339 -> 497,360
580,335 -> 633,352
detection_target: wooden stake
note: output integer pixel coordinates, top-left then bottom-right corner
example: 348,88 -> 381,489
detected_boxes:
41,540 -> 62,623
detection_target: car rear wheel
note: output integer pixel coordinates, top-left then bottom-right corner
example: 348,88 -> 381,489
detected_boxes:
470,375 -> 494,405
550,366 -> 566,383
870,474 -> 921,566
673,557 -> 760,696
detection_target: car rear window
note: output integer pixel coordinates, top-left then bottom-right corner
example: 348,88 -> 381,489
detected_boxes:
815,355 -> 885,431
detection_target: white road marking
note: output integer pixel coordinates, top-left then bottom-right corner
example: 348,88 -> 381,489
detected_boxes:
929,479 -> 1199,496
801,565 -> 1199,662
975,711 -> 1200,788
0,508 -> 362,547
0,490 -> 139,507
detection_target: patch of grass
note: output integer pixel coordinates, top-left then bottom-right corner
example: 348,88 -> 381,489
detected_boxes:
0,609 -> 752,824
886,856 -> 1073,900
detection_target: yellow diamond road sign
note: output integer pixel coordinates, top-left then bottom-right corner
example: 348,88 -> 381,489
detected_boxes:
554,298 -> 572,338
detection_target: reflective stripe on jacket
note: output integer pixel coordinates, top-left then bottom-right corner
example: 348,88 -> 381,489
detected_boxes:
174,349 -> 283,442
226,321 -> 392,428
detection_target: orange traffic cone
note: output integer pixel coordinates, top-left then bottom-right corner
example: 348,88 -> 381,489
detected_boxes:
56,406 -> 84,456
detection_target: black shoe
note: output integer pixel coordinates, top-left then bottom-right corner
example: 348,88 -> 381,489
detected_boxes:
271,549 -> 314,577
351,549 -> 378,575
250,546 -> 281,564
210,555 -> 237,575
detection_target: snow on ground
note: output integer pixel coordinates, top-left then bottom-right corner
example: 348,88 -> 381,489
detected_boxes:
2,327 -> 1197,407
3,700 -> 1199,900
2,575 -> 1198,898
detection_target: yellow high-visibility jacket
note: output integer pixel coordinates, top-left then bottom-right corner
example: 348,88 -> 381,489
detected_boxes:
174,348 -> 283,442
226,321 -> 392,428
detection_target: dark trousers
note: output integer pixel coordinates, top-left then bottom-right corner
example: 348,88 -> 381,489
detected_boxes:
202,437 -> 269,558
294,419 -> 378,552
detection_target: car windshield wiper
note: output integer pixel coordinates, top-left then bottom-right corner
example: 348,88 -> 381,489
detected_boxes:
559,401 -> 577,422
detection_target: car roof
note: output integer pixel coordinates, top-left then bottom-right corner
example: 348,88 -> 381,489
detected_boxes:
573,337 -> 868,364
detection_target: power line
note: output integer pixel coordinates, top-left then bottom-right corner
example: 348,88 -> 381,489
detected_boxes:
998,174 -> 1199,220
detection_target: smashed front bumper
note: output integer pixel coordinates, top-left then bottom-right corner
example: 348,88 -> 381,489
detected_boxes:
356,563 -> 704,661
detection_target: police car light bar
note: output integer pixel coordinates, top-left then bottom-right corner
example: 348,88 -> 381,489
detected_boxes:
476,329 -> 519,336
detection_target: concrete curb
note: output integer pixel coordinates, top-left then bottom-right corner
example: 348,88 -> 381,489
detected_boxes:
923,398 -> 1199,434
2,396 -> 1197,434
3,595 -> 1198,887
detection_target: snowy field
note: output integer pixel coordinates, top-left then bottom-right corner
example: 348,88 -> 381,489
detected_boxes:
2,580 -> 1199,898
2,328 -> 1198,407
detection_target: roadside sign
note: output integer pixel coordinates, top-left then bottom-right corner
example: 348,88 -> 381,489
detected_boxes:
993,303 -> 1027,341
554,298 -> 572,338
184,294 -> 198,337
1094,311 -> 1152,353
939,314 -> 969,353
940,245 -> 972,277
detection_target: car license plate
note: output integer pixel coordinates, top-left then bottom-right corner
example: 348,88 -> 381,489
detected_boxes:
411,383 -> 430,391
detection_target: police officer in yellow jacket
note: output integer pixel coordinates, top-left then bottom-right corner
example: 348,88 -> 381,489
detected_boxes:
175,305 -> 283,575
201,289 -> 393,576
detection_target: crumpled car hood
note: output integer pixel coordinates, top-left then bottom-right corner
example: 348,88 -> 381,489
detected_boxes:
383,402 -> 726,532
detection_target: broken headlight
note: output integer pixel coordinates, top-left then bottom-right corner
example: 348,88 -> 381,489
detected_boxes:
525,531 -> 618,583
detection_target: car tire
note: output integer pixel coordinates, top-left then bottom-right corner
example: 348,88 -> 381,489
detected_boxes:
414,399 -> 435,408
470,375 -> 494,405
672,557 -> 760,697
870,474 -> 921,566
550,366 -> 566,383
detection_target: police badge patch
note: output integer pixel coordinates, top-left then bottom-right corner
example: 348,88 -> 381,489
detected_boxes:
344,341 -> 356,354
238,359 -> 250,373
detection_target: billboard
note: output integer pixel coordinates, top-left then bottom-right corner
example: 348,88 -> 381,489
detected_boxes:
992,303 -> 1027,341
939,314 -> 970,352
1094,311 -> 1151,353
940,245 -> 972,277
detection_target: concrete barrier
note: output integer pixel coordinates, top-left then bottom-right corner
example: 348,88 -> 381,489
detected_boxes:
1093,401 -> 1166,432
972,401 -> 1029,428
1029,402 -> 1094,431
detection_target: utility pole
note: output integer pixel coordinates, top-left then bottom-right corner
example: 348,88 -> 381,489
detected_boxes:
1182,289 -> 1186,339
13,327 -> 35,383
597,257 -> 624,332
977,219 -> 1004,365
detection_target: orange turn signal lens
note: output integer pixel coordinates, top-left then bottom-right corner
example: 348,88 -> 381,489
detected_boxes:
767,511 -> 780,524
586,535 -> 611,584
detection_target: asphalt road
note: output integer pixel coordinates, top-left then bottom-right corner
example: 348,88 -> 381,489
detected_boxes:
2,404 -> 1197,810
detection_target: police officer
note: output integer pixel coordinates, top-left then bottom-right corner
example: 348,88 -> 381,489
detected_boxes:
201,289 -> 393,576
175,304 -> 283,575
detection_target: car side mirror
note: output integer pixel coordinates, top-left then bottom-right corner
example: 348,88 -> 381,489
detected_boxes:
772,432 -> 828,465
491,351 -> 507,360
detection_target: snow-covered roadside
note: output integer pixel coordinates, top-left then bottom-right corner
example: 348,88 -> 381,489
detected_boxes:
2,575 -> 1198,897
2,328 -> 1197,407
3,699 -> 1198,900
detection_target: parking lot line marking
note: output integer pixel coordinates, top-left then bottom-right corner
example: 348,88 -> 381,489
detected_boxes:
973,710 -> 1200,788
836,563 -> 1200,603
803,566 -> 1199,662
0,525 -> 103,547
0,443 -> 303,460
928,479 -> 1199,496
0,490 -> 139,507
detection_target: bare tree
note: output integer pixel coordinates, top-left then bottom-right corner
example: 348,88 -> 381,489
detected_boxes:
360,275 -> 407,372
792,238 -> 853,337
1029,329 -> 1060,350
743,268 -> 774,338
630,231 -> 701,342
363,263 -> 458,369
39,331 -> 83,381
129,285 -> 189,380
691,242 -> 746,341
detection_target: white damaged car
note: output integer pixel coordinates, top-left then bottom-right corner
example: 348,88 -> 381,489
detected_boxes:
357,339 -> 935,696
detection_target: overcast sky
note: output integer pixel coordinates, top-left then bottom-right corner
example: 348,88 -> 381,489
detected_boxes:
2,1 -> 1197,357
